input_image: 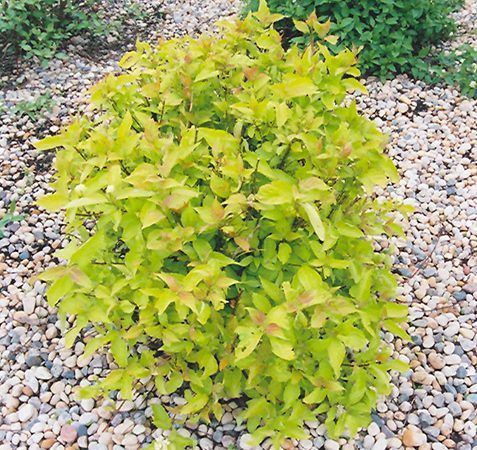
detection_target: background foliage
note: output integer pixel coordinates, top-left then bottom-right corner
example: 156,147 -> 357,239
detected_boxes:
422,44 -> 477,98
36,3 -> 409,447
244,0 -> 476,96
11,91 -> 56,121
0,0 -> 106,61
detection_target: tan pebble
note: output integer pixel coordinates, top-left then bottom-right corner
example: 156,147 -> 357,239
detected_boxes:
460,328 -> 475,339
398,103 -> 409,113
412,370 -> 433,385
122,433 -> 138,446
40,392 -> 52,403
399,95 -> 412,105
50,381 -> 64,395
40,439 -> 56,449
22,386 -> 33,396
402,425 -> 427,447
77,354 -> 92,368
415,288 -> 426,299
98,432 -> 113,445
63,355 -> 77,368
454,419 -> 464,432
410,359 -> 421,369
45,327 -> 58,340
428,353 -> 445,370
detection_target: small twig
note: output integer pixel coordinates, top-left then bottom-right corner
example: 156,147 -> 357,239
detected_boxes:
277,145 -> 291,169
120,160 -> 131,176
74,147 -> 87,161
75,212 -> 100,218
250,158 -> 260,190
159,100 -> 166,122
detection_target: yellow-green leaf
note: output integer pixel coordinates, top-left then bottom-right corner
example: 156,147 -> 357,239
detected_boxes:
257,180 -> 294,205
273,75 -> 317,99
270,337 -> 295,360
293,19 -> 309,34
111,335 -> 129,368
151,403 -> 172,429
37,193 -> 68,211
181,393 -> 209,415
328,340 -> 345,377
302,203 -> 325,241
33,134 -> 67,150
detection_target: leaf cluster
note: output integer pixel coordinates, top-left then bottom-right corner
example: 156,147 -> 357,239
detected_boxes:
36,3 -> 409,447
0,0 -> 106,62
415,44 -> 477,99
12,91 -> 55,121
244,0 -> 464,82
0,201 -> 25,238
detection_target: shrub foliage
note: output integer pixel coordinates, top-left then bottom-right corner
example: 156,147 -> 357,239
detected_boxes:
422,45 -> 477,99
0,0 -> 105,61
245,0 -> 463,80
36,3 -> 409,446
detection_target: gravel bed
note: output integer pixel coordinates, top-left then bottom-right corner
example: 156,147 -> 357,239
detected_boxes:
0,0 -> 476,449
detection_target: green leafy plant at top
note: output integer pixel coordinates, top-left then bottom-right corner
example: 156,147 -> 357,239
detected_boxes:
35,2 -> 411,447
12,91 -> 56,121
0,201 -> 24,238
0,0 -> 106,62
244,0 -> 464,81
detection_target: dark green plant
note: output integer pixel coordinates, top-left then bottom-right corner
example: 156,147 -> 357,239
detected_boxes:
12,91 -> 55,121
124,0 -> 148,21
0,0 -> 106,61
0,201 -> 24,238
35,3 -> 410,447
106,0 -> 149,38
418,45 -> 477,98
244,0 -> 464,80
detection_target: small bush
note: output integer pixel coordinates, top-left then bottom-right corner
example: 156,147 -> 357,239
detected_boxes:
12,91 -> 55,121
36,3 -> 409,447
0,201 -> 24,238
245,0 -> 463,80
422,45 -> 477,98
0,0 -> 106,61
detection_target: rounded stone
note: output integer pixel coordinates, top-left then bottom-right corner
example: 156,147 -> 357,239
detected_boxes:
402,425 -> 427,447
60,424 -> 77,444
18,404 -> 35,422
238,434 -> 258,450
324,440 -> 340,450
40,439 -> 56,449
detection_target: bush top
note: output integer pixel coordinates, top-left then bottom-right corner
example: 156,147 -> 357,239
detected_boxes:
36,3 -> 409,447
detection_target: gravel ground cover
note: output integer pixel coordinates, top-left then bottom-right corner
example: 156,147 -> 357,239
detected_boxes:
0,0 -> 476,449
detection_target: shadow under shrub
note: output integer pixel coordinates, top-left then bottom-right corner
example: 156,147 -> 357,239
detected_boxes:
35,2 -> 410,447
245,0 -> 464,81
